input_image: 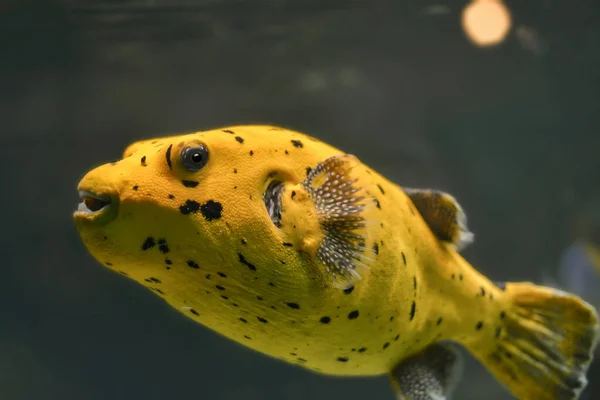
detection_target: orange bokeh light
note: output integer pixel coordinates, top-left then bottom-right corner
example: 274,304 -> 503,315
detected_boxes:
462,0 -> 512,47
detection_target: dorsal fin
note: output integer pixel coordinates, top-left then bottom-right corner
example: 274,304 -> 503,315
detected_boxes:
404,188 -> 474,251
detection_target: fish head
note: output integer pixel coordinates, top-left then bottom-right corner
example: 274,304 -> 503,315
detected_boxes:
73,126 -> 372,306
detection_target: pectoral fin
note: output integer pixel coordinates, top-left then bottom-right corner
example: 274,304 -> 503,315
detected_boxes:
301,154 -> 373,289
389,343 -> 462,400
404,188 -> 474,251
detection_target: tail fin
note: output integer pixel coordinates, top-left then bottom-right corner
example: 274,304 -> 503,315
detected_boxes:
482,282 -> 599,400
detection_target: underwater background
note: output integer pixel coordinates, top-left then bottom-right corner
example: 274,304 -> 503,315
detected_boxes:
2,0 -> 599,399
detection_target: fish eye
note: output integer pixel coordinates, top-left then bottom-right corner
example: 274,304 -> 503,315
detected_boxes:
181,145 -> 209,172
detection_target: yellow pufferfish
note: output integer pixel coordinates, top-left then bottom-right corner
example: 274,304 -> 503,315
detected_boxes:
74,125 -> 599,400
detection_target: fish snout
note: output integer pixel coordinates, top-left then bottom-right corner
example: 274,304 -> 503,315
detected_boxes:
73,163 -> 124,223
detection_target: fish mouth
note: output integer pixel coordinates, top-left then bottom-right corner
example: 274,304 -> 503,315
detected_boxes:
74,190 -> 118,221
263,181 -> 284,228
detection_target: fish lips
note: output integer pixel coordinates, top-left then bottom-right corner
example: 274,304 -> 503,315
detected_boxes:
73,189 -> 119,225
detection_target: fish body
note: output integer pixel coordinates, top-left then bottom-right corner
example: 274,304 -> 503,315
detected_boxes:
74,125 -> 599,399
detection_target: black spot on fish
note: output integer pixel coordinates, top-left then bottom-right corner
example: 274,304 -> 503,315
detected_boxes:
165,144 -> 173,170
238,252 -> 256,271
205,274 -> 211,280
500,311 -> 506,319
348,310 -> 359,320
476,321 -> 484,330
413,276 -> 417,291
182,180 -> 199,188
168,194 -> 175,200
190,309 -> 199,316
285,150 -> 289,155
358,347 -> 367,353
244,335 -> 251,340
305,167 -> 312,176
286,302 -> 300,309
377,184 -> 385,195
374,198 -> 381,209
291,140 -> 303,148
409,301 -> 416,321
249,150 -> 254,156
480,287 -> 486,297
132,185 -> 138,191
239,318 -> 247,323
320,316 -> 331,324
141,156 -> 147,166
157,238 -> 169,253
235,136 -> 244,143
437,317 -> 443,326
147,277 -> 161,283
383,342 -> 390,350
179,200 -> 200,215
256,295 -> 263,301
215,285 -> 225,291
221,295 -> 228,300
401,252 -> 407,266
495,327 -> 502,338
394,334 -> 400,341
291,191 -> 296,199
451,273 -> 456,280
343,286 -> 355,295
336,357 -> 348,362
297,358 -> 307,363
187,260 -> 200,269
459,274 -> 463,281
372,243 -> 379,255
257,317 -> 268,323
241,239 -> 247,245
200,200 -> 222,220
105,261 -> 112,266
119,271 -> 129,276
141,237 -> 156,250
223,129 -> 234,134
217,272 -> 227,278
389,316 -> 394,322
282,242 -> 293,247
493,281 -> 506,291
268,282 -> 276,287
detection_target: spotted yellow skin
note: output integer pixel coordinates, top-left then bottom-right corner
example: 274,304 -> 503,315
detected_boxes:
74,126 -> 513,377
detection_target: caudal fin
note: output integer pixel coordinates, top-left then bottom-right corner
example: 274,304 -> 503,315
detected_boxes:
482,282 -> 599,399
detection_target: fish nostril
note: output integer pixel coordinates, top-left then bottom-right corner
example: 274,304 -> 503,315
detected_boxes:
83,197 -> 111,212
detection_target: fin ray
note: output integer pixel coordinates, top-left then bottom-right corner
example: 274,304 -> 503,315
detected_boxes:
389,343 -> 462,400
404,188 -> 474,251
301,154 -> 374,289
472,283 -> 599,400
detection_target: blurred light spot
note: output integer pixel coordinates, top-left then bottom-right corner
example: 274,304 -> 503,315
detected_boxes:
516,25 -> 548,56
338,66 -> 360,88
300,70 -> 328,92
421,5 -> 451,16
462,0 -> 512,47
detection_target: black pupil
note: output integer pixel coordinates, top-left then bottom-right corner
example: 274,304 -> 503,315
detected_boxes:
191,152 -> 203,163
